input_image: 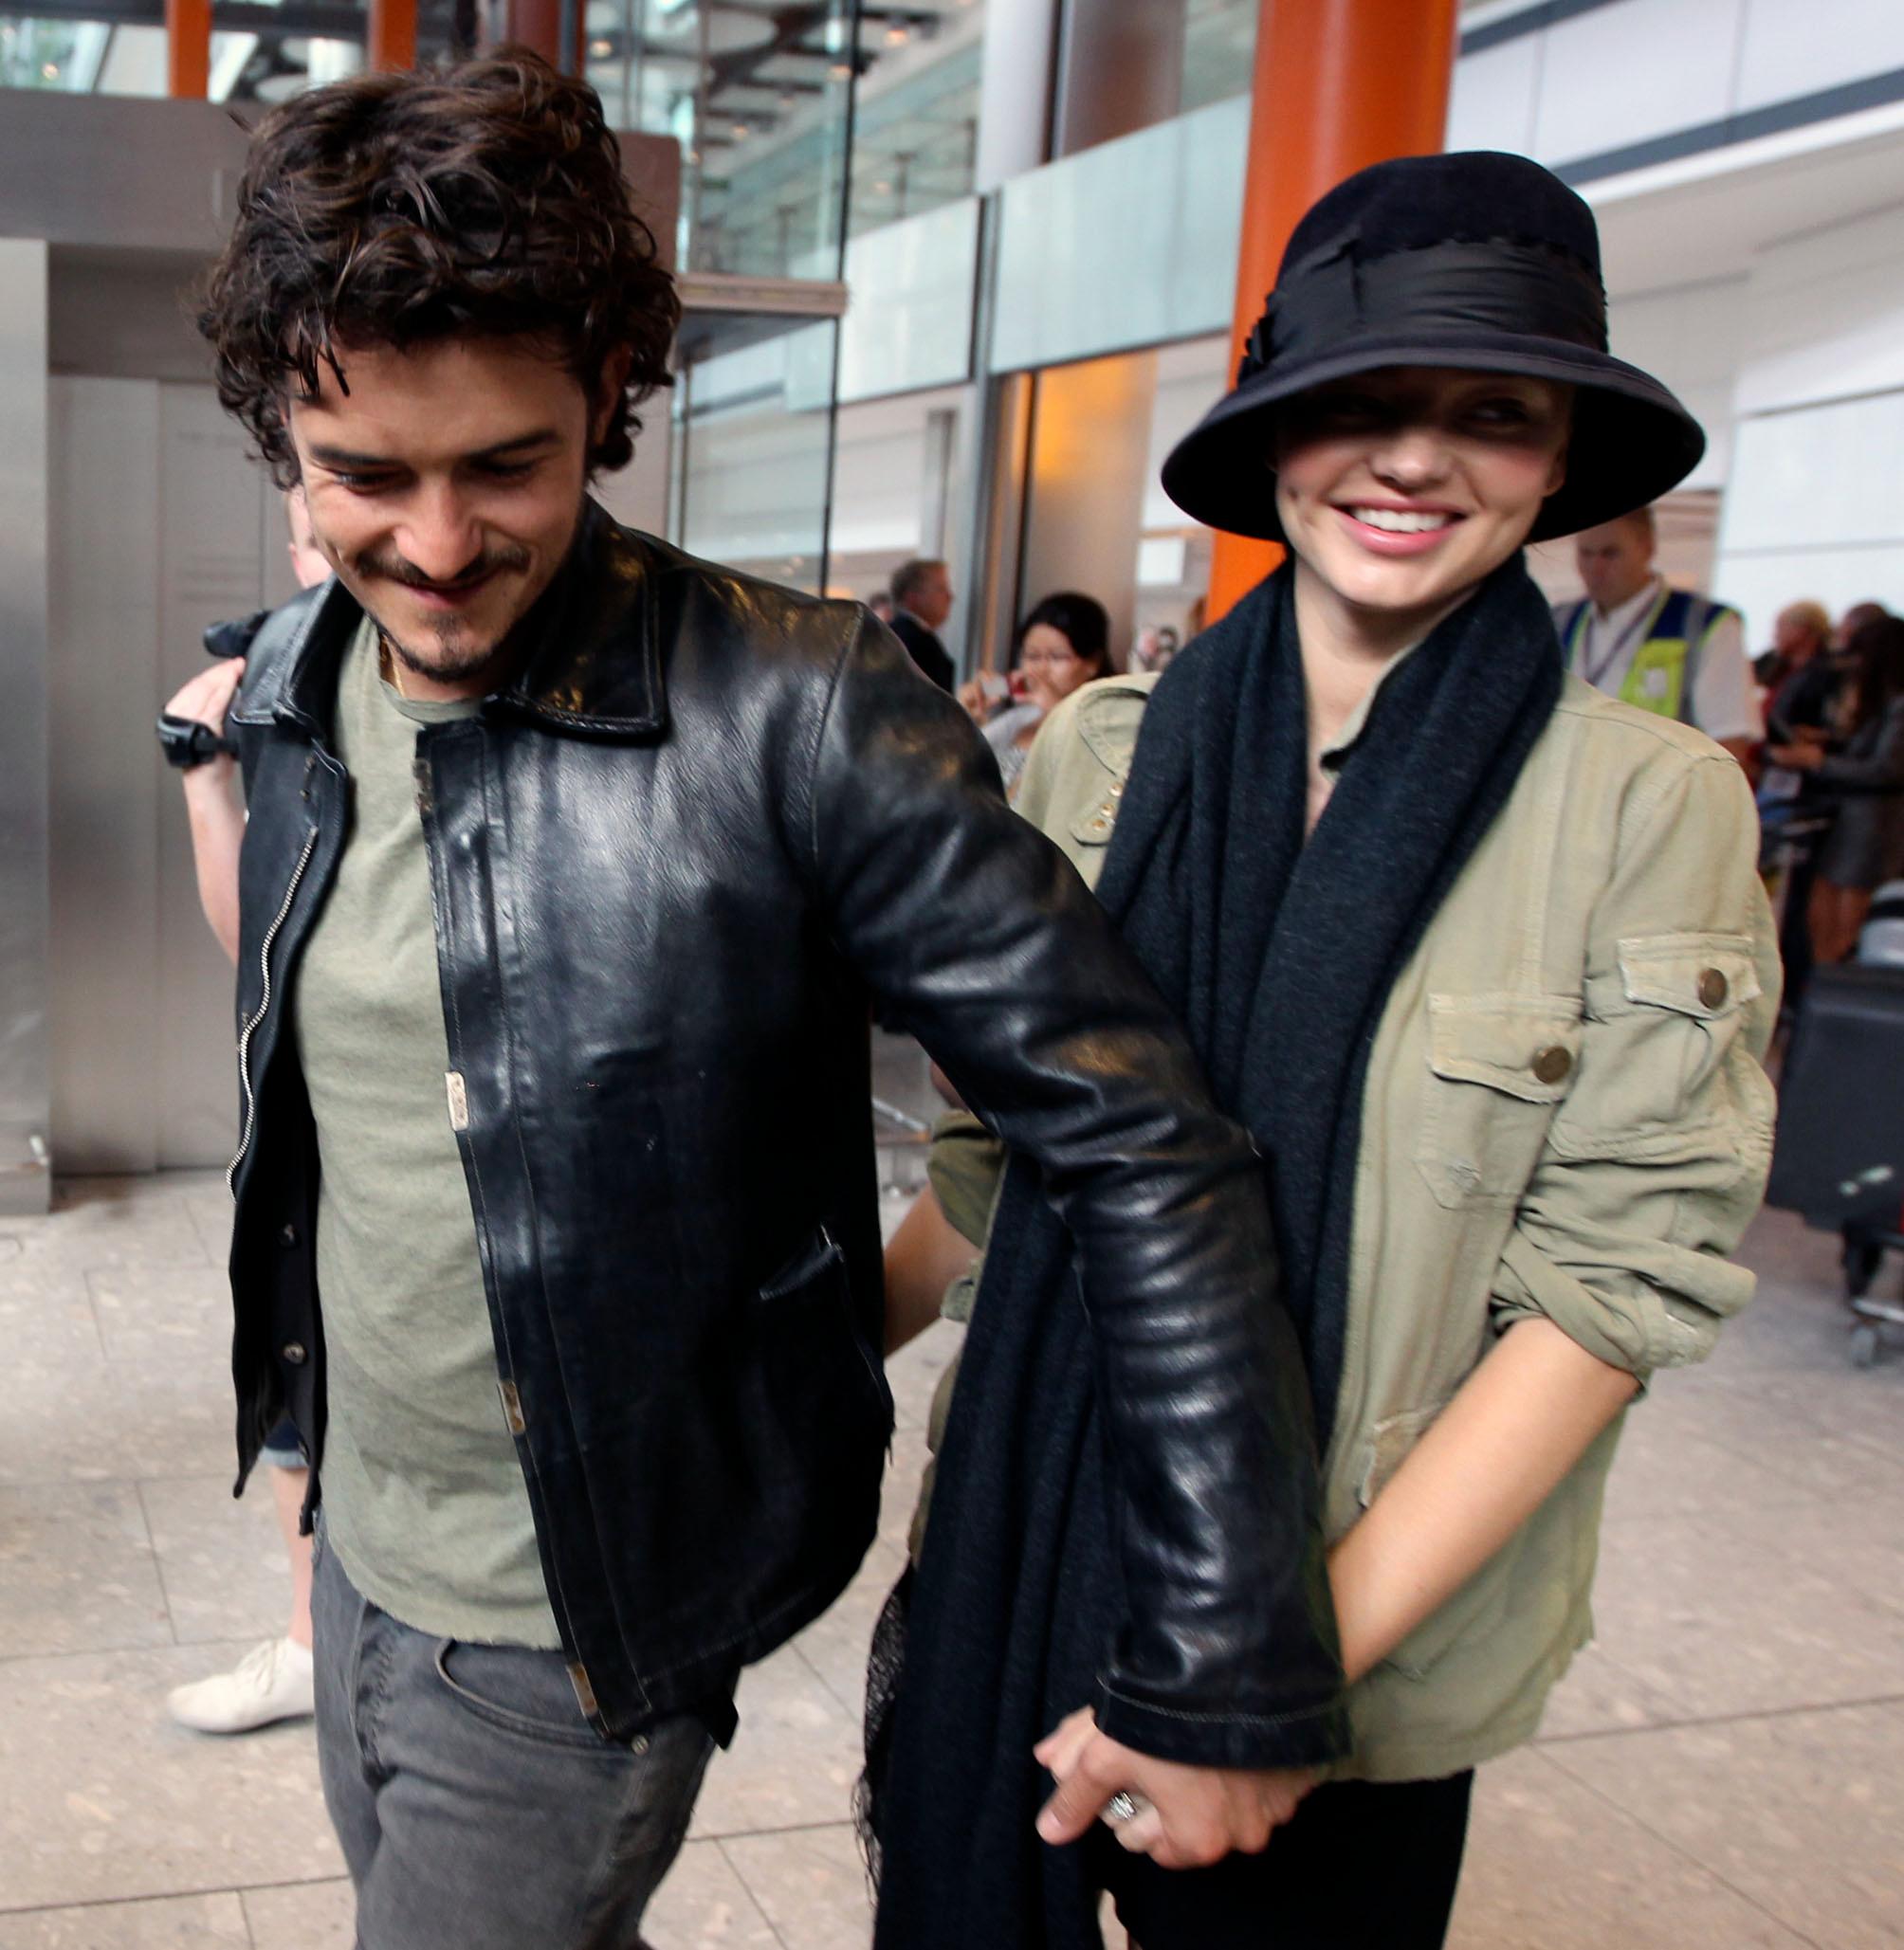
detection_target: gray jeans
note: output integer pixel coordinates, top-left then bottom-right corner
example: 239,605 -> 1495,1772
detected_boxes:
312,1522 -> 717,1949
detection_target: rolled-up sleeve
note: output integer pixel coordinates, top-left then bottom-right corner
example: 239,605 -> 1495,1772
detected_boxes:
1491,753 -> 1781,1375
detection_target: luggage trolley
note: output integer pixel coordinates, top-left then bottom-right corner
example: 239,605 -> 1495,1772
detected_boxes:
1767,881 -> 1904,1367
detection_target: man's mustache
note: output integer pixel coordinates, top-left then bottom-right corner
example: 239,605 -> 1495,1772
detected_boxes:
355,545 -> 531,591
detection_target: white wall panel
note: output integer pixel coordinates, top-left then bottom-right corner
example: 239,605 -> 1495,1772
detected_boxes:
834,200 -> 980,405
1445,35 -> 1543,156
1714,541 -> 1904,637
1532,0 -> 1742,166
1605,278 -> 1748,490
1669,381 -> 1737,490
1140,336 -> 1226,530
1718,391 -> 1904,555
680,402 -> 833,573
1731,204 -> 1904,416
829,390 -> 968,557
1735,0 -> 1904,116
591,412 -> 672,539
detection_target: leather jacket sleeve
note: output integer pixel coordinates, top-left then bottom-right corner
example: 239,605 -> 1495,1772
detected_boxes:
804,614 -> 1348,1769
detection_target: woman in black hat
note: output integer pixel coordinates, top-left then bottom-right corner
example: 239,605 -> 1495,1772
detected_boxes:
870,151 -> 1777,1950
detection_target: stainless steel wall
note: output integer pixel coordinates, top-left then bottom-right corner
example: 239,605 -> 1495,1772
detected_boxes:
0,240 -> 51,1215
46,375 -> 162,1176
46,363 -> 307,1175
156,386 -> 279,1167
5,94 -> 685,1184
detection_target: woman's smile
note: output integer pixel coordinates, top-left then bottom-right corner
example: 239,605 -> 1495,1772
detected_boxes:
1332,501 -> 1469,556
1274,367 -> 1571,636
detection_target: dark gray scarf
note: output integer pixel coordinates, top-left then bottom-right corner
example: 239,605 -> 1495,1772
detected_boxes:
870,556 -> 1564,1948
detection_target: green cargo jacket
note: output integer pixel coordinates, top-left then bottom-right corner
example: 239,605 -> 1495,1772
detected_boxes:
924,662 -> 1779,1782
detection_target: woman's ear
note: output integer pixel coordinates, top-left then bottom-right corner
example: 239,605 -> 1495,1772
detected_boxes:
1542,392 -> 1574,498
1544,437 -> 1569,499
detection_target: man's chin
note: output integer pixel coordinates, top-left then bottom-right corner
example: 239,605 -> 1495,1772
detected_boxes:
377,602 -> 518,684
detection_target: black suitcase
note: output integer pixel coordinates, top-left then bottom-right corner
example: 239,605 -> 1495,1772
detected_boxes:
1767,962 -> 1904,1230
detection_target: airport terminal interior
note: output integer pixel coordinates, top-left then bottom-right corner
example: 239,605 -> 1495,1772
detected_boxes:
2,0 -> 1903,1943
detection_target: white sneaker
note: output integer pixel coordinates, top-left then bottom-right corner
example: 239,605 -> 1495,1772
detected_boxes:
167,1636 -> 315,1734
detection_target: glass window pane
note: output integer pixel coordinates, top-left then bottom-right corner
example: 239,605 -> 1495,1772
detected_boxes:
1136,334 -> 1228,649
2,16 -> 115,93
677,322 -> 838,595
849,29 -> 980,242
0,0 -> 383,104
596,1 -> 985,280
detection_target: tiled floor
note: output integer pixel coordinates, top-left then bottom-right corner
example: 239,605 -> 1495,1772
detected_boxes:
0,1174 -> 1898,1947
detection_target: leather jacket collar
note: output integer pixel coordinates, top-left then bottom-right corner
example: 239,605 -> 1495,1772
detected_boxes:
260,500 -> 668,742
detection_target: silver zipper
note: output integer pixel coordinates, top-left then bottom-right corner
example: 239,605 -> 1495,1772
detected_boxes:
228,824 -> 320,1193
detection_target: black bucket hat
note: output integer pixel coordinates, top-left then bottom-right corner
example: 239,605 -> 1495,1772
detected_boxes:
1161,151 -> 1705,544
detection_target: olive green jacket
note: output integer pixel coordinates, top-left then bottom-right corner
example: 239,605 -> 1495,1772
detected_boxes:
931,665 -> 1779,1783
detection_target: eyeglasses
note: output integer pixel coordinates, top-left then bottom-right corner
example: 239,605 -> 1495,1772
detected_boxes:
1019,647 -> 1082,668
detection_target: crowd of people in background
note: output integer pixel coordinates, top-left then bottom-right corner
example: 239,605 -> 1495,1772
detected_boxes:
1761,600 -> 1904,985
874,526 -> 1900,1017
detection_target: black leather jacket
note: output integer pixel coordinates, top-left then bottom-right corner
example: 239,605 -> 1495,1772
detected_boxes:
223,505 -> 1342,1759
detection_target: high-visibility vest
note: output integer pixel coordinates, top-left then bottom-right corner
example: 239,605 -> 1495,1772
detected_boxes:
1554,588 -> 1738,724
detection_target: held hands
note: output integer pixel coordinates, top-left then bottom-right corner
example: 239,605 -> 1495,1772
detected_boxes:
164,657 -> 247,785
1033,1706 -> 1314,1869
1766,742 -> 1822,771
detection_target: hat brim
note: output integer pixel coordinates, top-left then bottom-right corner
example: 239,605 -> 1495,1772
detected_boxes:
1160,334 -> 1707,544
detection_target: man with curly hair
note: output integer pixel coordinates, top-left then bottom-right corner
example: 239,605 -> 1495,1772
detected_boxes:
179,51 -> 1344,1948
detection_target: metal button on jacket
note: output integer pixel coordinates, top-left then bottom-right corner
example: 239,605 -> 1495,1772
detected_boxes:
1698,967 -> 1730,1010
1532,1045 -> 1573,1085
281,1341 -> 308,1365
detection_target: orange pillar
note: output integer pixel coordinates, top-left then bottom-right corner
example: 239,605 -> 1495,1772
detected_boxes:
507,0 -> 579,73
165,0 -> 211,96
1205,0 -> 1460,621
369,0 -> 419,69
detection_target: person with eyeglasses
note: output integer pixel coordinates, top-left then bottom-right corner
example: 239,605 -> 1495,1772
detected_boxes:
979,592 -> 1113,795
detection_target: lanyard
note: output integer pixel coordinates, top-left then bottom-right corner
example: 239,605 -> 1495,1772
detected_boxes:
1580,592 -> 1661,690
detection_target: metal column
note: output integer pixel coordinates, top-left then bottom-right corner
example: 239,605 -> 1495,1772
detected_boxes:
0,241 -> 51,1213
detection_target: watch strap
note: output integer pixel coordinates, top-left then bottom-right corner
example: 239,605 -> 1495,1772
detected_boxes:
156,712 -> 239,770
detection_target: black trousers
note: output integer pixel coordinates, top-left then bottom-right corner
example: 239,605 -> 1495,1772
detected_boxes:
1095,1770 -> 1474,1950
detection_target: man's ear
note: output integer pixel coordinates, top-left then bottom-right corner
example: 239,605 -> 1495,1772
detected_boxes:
592,347 -> 633,449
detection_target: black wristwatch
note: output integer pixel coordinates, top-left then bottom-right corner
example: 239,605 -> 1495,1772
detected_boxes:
156,712 -> 239,770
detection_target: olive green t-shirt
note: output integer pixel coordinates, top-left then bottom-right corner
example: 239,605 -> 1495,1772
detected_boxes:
294,618 -> 562,1648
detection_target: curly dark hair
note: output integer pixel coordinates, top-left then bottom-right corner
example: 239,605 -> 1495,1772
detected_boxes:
198,50 -> 678,485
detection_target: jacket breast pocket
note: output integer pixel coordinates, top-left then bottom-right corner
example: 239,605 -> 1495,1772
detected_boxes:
1573,933 -> 1762,1157
1414,994 -> 1584,1212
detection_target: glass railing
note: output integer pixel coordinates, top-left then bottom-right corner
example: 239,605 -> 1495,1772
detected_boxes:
1181,0 -> 1257,116
846,30 -> 979,243
584,0 -> 875,279
1,17 -> 112,91
0,0 -> 380,99
1,0 -> 984,284
581,0 -> 985,278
